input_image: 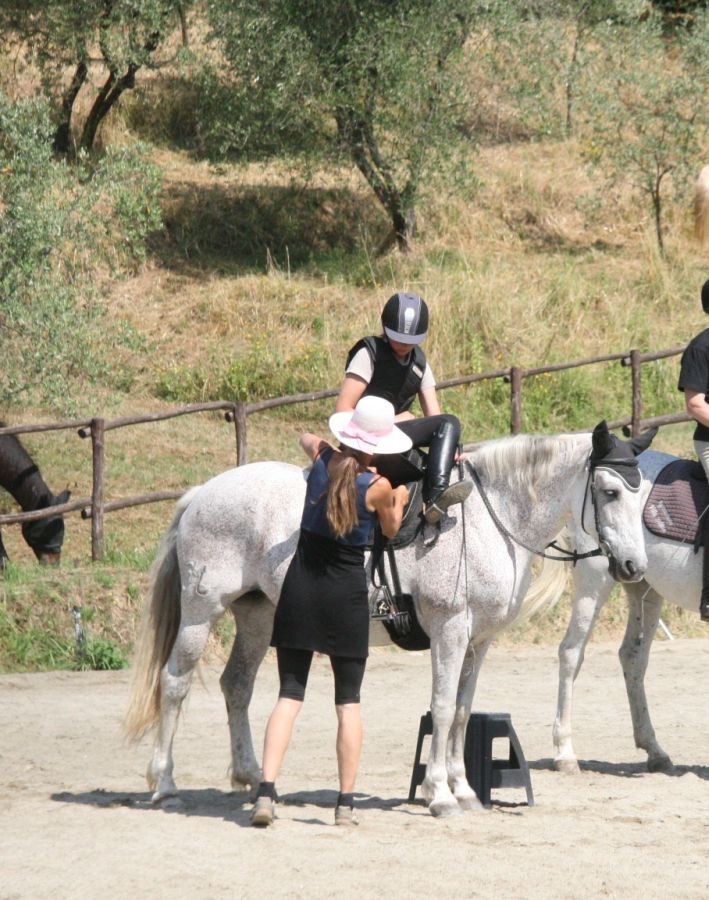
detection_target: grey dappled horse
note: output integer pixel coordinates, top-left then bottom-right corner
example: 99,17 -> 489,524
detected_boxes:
0,424 -> 69,568
554,448 -> 706,775
125,424 -> 651,817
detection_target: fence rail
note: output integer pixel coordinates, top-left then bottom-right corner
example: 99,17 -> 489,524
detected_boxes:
0,343 -> 691,561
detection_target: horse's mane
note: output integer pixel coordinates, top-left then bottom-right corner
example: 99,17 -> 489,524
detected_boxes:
469,433 -> 590,504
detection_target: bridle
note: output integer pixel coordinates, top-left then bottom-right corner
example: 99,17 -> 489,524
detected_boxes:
466,454 -> 639,566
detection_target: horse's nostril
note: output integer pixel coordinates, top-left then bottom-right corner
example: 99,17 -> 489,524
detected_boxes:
625,560 -> 636,576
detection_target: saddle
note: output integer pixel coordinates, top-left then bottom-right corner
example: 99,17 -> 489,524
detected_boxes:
368,449 -> 431,651
643,459 -> 709,546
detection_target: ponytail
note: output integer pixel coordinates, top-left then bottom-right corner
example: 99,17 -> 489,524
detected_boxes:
326,452 -> 361,538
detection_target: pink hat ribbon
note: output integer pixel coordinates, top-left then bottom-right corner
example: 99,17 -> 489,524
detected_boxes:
340,420 -> 390,447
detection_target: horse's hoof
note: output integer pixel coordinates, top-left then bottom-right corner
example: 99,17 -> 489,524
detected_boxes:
153,793 -> 184,810
554,758 -> 581,775
37,552 -> 61,567
429,798 -> 463,818
647,754 -> 674,774
456,793 -> 484,811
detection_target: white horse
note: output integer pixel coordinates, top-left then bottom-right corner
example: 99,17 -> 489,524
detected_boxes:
553,448 -> 704,775
125,423 -> 651,817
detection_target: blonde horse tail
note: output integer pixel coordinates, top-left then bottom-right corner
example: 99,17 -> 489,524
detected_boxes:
515,536 -> 570,625
123,486 -> 200,742
472,537 -> 569,646
694,166 -> 709,248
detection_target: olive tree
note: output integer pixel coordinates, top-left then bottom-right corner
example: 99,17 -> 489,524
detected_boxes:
205,0 -> 475,251
0,93 -> 162,411
580,8 -> 709,253
0,0 -> 193,155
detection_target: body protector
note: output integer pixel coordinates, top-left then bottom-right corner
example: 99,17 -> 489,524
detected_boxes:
345,336 -> 426,415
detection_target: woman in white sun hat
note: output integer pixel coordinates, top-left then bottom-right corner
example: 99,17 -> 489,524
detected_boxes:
251,396 -> 410,829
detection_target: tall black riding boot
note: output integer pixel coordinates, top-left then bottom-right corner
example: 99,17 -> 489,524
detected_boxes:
701,515 -> 709,622
422,415 -> 473,524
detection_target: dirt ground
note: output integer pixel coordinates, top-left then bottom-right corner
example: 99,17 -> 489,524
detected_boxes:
1,639 -> 708,899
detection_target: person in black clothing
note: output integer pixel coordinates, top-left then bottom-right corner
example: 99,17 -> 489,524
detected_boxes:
337,292 -> 473,524
677,278 -> 709,621
250,396 -> 411,828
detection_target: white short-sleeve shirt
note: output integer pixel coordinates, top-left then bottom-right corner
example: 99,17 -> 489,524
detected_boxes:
346,347 -> 436,391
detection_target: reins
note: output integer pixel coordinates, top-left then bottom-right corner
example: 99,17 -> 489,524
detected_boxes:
465,460 -> 604,565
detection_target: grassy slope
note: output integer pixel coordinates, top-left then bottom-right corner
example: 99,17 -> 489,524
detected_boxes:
2,115 -> 709,670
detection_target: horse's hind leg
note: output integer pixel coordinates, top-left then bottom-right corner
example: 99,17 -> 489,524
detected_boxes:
148,596 -> 218,804
220,593 -> 275,795
619,582 -> 672,773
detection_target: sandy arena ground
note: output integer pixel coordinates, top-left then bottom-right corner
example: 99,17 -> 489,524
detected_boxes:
1,639 -> 708,899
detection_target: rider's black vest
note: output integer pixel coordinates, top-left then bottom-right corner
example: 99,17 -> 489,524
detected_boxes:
345,336 -> 426,415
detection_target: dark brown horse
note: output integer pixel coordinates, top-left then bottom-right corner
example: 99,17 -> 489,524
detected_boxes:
0,422 -> 70,569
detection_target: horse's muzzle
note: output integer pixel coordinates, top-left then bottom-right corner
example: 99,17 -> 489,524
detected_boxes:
607,554 -> 645,583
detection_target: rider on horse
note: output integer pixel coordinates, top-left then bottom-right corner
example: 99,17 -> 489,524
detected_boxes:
678,277 -> 709,622
336,292 -> 473,524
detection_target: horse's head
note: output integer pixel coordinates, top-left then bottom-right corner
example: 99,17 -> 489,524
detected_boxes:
21,488 -> 70,565
586,420 -> 657,582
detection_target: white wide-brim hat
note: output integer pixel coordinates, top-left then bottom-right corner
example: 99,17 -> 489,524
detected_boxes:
329,396 -> 412,455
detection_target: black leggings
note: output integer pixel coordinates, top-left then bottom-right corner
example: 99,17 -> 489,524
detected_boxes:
276,647 -> 367,705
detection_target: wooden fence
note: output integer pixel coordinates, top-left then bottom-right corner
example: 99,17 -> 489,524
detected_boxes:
0,343 -> 690,561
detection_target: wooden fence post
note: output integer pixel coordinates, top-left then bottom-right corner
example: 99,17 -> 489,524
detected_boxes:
234,401 -> 248,466
630,349 -> 642,437
90,417 -> 105,561
510,367 -> 523,434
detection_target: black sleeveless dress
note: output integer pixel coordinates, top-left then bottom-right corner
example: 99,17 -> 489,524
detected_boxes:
271,448 -> 376,658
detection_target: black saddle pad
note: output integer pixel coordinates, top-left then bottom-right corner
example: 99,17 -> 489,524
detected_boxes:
643,459 -> 709,545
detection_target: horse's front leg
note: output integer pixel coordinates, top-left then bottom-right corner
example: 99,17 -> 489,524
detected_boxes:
553,559 -> 613,774
220,594 -> 275,795
619,582 -> 673,773
447,639 -> 490,811
421,610 -> 470,818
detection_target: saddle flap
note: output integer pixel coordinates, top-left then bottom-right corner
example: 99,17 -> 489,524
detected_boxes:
371,448 -> 425,489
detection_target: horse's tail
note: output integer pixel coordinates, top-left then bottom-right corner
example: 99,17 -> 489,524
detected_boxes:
123,486 -> 200,742
694,165 -> 709,247
515,541 -> 569,625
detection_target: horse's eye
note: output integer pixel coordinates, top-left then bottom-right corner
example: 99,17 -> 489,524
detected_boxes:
604,489 -> 618,499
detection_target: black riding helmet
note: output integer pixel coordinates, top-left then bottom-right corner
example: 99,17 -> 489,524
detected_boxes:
381,292 -> 429,345
701,278 -> 709,314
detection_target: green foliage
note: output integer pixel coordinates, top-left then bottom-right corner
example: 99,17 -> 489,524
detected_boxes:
0,0 -> 195,152
155,346 -> 331,403
205,0 -> 476,247
579,9 -> 709,252
75,636 -> 128,671
0,92 -> 162,412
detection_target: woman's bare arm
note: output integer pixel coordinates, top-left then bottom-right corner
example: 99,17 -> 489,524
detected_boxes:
299,432 -> 334,462
367,480 -> 409,539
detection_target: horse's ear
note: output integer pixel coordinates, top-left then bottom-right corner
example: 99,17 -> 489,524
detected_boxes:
591,420 -> 614,459
628,426 -> 658,457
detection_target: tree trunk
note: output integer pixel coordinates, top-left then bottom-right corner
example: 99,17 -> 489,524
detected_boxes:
79,31 -> 162,152
52,60 -> 88,156
565,30 -> 580,138
652,184 -> 664,256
